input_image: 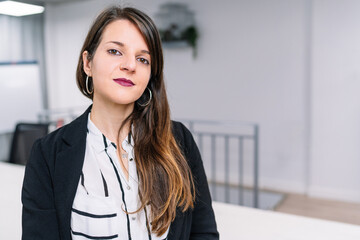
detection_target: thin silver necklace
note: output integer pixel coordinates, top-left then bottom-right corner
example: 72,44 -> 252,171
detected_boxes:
117,147 -> 139,190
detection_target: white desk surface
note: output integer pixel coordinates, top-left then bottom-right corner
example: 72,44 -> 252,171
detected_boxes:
1,162 -> 360,239
0,162 -> 24,240
213,201 -> 360,239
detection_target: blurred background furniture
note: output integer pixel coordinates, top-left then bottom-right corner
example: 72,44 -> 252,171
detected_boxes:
8,123 -> 49,165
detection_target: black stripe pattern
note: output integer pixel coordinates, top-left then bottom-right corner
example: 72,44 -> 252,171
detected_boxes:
80,172 -> 89,195
103,134 -> 133,240
72,208 -> 117,219
74,121 -> 160,239
100,171 -> 109,197
71,230 -> 118,239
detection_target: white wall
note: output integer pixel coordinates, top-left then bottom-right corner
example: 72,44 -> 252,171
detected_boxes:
0,14 -> 44,62
44,0 -> 360,203
44,0 -> 104,110
164,0 -> 310,193
309,0 -> 360,202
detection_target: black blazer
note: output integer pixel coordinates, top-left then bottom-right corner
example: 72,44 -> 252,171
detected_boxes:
22,106 -> 219,240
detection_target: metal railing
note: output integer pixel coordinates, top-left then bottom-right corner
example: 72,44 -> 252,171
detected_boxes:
180,120 -> 260,208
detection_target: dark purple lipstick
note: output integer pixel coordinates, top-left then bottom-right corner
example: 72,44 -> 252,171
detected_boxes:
113,78 -> 134,87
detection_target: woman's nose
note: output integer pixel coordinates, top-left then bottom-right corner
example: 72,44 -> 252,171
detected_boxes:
120,56 -> 136,72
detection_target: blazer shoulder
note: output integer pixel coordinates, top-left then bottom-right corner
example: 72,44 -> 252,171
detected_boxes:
37,106 -> 91,154
33,121 -> 72,162
38,124 -> 67,147
171,120 -> 201,168
171,120 -> 193,147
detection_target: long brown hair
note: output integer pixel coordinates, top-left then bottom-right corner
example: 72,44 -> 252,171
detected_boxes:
76,6 -> 195,236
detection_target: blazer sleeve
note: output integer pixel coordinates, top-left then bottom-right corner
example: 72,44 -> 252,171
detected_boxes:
21,139 -> 60,240
179,123 -> 219,240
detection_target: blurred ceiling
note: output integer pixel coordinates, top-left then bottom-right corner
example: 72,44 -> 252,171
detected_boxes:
2,0 -> 89,5
35,0 -> 88,2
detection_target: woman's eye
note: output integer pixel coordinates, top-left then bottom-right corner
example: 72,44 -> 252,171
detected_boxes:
108,49 -> 121,55
137,57 -> 149,65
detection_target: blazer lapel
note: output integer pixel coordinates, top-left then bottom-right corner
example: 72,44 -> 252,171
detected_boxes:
53,106 -> 91,239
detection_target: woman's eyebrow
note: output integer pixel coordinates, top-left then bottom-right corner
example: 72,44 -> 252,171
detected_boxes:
107,41 -> 150,55
107,41 -> 124,47
141,49 -> 150,55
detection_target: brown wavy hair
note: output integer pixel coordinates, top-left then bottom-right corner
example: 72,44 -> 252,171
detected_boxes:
76,6 -> 195,236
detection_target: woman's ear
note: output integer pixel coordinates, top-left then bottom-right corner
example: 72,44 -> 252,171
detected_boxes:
82,51 -> 92,76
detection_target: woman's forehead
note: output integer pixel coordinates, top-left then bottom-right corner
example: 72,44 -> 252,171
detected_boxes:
100,19 -> 149,51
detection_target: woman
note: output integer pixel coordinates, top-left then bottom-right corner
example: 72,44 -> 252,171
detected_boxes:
22,6 -> 218,240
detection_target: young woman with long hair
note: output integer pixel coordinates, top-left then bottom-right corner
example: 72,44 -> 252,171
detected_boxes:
22,6 -> 218,240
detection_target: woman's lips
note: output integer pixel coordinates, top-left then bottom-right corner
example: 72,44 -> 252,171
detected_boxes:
113,78 -> 134,87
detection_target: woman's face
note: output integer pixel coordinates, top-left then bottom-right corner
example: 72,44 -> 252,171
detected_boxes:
83,19 -> 151,107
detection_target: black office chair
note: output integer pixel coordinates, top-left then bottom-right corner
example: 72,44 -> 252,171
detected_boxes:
9,123 -> 49,165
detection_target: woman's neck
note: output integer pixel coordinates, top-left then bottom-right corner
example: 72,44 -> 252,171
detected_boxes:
90,100 -> 133,143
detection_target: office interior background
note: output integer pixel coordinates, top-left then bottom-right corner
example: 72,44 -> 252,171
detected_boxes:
1,0 -> 360,238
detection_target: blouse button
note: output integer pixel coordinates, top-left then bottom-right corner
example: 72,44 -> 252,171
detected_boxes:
127,186 -> 131,190
132,217 -> 136,221
130,158 -> 133,161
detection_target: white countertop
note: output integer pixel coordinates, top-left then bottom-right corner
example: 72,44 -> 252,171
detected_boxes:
1,162 -> 360,239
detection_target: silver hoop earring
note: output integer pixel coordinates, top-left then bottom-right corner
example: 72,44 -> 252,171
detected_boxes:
137,87 -> 152,107
86,75 -> 93,94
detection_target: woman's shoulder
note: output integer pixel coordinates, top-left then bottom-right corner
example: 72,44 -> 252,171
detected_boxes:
171,120 -> 201,167
32,122 -> 74,160
37,123 -> 69,149
36,106 -> 90,152
171,120 -> 193,146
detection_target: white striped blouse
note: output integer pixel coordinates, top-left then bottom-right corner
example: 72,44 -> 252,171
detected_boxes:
70,114 -> 169,240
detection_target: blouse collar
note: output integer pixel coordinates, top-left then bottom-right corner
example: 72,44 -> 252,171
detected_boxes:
87,113 -> 134,154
